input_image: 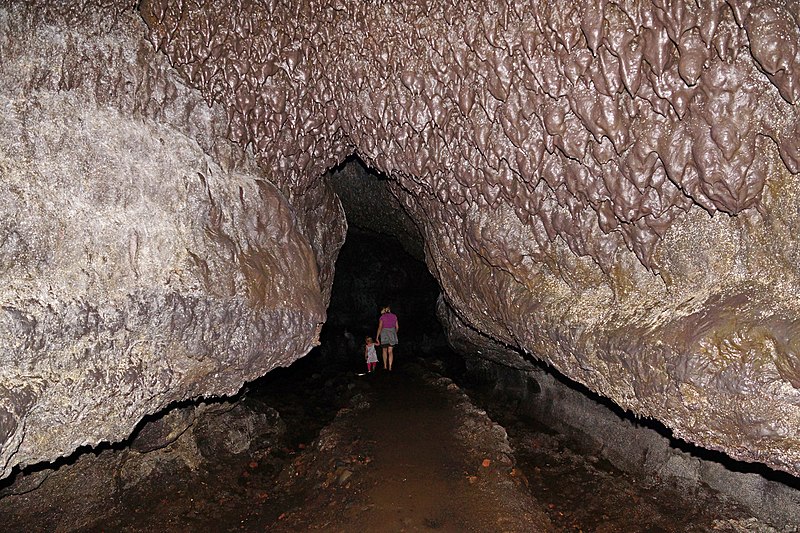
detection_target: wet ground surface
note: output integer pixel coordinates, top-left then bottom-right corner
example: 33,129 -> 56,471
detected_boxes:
266,364 -> 548,532
477,401 -> 753,532
0,354 -> 791,532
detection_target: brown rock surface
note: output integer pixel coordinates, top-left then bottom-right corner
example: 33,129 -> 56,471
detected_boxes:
0,3 -> 337,479
139,0 -> 800,478
3,0 -> 800,481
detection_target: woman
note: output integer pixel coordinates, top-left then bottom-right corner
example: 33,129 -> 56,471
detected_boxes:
376,306 -> 399,371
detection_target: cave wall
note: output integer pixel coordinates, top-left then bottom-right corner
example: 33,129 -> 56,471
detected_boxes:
3,0 -> 800,480
439,297 -> 800,526
463,354 -> 800,527
140,0 -> 800,476
329,160 -> 425,261
0,2 -> 344,478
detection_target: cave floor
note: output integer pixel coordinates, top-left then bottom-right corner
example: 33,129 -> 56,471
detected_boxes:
255,364 -> 551,532
0,357 -> 771,532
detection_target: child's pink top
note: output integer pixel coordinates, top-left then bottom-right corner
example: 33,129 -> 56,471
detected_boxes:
380,313 -> 398,328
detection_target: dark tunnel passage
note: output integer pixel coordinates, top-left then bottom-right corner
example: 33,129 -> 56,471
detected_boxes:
2,193 -> 799,530
0,156 -> 799,533
4,3 -> 800,531
251,217 -> 800,531
3,0 -> 800,530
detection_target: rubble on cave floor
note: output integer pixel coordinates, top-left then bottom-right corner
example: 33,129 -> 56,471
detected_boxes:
0,355 -> 791,532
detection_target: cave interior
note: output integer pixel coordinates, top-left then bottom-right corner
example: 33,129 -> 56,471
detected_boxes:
2,0 -> 800,529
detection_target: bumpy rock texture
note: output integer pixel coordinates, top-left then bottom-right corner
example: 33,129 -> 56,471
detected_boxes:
0,2 -> 345,479
139,0 -> 800,478
3,0 -> 800,480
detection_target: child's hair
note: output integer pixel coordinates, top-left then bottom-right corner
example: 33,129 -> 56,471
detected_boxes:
366,336 -> 373,344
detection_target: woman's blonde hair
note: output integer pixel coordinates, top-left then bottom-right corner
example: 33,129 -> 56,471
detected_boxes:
381,306 -> 391,313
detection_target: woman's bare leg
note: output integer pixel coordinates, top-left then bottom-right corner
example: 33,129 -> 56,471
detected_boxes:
387,346 -> 394,371
382,347 -> 388,369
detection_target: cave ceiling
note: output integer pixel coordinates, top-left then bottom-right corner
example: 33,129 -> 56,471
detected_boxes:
1,0 -> 800,480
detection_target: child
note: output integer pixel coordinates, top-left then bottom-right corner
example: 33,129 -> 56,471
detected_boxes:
365,336 -> 379,373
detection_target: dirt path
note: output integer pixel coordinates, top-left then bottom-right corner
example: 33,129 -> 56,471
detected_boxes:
0,355 -> 786,532
344,370 -> 477,531
270,365 -> 551,532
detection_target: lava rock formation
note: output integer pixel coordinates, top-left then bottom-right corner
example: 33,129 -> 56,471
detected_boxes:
1,0 -> 800,480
